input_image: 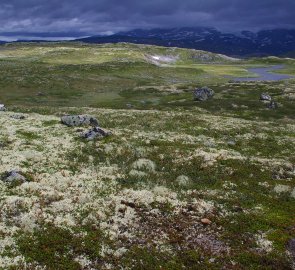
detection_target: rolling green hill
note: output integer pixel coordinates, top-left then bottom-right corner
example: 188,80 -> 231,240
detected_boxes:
0,42 -> 251,108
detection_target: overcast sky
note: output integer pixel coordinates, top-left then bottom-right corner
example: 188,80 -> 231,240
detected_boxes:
0,0 -> 294,40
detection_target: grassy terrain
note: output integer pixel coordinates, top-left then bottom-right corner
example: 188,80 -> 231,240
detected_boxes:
0,42 -> 294,269
0,42 -> 271,108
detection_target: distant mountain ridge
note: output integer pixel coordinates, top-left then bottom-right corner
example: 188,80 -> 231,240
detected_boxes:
77,27 -> 295,57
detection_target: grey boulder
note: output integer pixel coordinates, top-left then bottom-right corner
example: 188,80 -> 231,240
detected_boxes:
193,87 -> 215,101
1,170 -> 27,184
227,139 -> 236,146
0,104 -> 6,111
10,114 -> 26,120
61,115 -> 99,127
260,93 -> 272,101
81,127 -> 111,140
268,101 -> 278,109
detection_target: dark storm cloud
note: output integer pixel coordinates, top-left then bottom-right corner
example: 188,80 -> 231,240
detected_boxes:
0,0 -> 294,39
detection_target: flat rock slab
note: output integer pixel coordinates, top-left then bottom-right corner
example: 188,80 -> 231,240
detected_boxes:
61,115 -> 99,127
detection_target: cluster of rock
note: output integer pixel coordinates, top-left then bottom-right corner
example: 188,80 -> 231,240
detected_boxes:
260,93 -> 278,109
61,114 -> 111,140
193,87 -> 215,101
1,114 -> 110,187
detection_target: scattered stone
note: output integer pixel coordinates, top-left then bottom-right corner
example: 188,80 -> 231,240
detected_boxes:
201,218 -> 212,225
209,258 -> 216,264
1,170 -> 27,184
81,127 -> 111,140
176,175 -> 190,186
260,93 -> 272,101
126,103 -> 133,108
0,104 -> 6,111
61,115 -> 99,127
204,140 -> 216,148
36,91 -> 46,96
227,139 -> 236,146
132,159 -> 156,172
273,184 -> 291,194
267,100 -> 278,109
193,87 -> 215,101
10,114 -> 26,120
291,188 -> 295,199
287,238 -> 295,259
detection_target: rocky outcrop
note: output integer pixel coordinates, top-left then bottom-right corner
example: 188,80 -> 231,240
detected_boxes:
61,114 -> 111,140
193,87 -> 215,101
61,115 -> 99,127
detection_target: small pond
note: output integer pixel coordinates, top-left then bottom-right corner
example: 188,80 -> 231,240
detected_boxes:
233,65 -> 294,81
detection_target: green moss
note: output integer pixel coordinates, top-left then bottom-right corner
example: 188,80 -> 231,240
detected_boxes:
235,251 -> 292,270
122,246 -> 221,270
16,130 -> 41,140
42,120 -> 60,126
16,225 -> 107,270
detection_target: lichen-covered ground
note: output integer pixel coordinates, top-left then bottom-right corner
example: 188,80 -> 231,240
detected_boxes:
0,101 -> 294,269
